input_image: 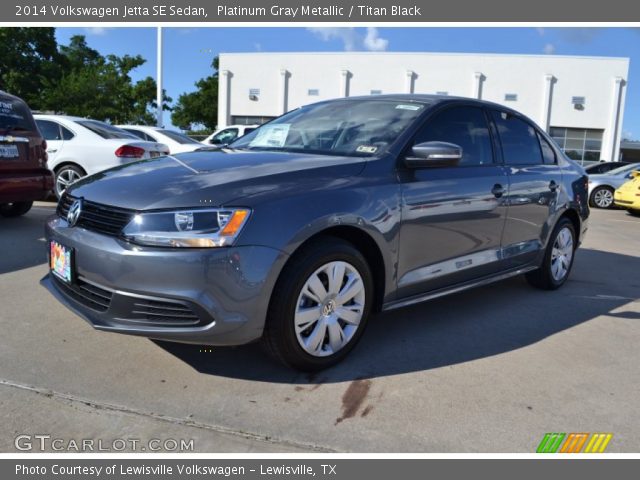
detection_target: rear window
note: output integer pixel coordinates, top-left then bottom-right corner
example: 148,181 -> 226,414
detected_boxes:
76,120 -> 139,140
0,95 -> 36,132
159,130 -> 200,145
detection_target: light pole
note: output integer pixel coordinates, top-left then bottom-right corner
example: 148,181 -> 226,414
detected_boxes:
156,27 -> 163,127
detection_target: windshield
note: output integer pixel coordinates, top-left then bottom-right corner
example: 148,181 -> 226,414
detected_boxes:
607,163 -> 640,175
230,99 -> 429,157
159,129 -> 200,145
77,120 -> 139,140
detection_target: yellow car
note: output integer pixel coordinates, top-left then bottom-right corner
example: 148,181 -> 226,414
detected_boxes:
614,170 -> 640,214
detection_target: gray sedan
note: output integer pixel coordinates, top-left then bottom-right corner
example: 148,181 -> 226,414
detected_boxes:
588,162 -> 640,208
42,95 -> 589,371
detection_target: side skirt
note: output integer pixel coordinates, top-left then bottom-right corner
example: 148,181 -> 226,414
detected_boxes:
382,265 -> 539,312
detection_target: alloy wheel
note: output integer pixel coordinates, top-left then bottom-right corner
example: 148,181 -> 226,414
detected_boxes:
56,168 -> 83,197
593,188 -> 614,208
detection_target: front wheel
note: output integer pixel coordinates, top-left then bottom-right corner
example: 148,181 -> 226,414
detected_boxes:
261,237 -> 374,371
0,201 -> 33,217
526,218 -> 576,290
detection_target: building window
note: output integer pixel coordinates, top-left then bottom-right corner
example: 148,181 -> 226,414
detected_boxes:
504,93 -> 518,102
308,89 -> 319,96
549,127 -> 603,162
370,89 -> 382,95
231,115 -> 275,125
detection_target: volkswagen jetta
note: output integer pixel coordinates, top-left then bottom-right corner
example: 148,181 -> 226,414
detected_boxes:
42,95 -> 589,371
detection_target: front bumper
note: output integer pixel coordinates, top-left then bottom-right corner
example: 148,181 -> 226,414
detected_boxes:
43,216 -> 289,345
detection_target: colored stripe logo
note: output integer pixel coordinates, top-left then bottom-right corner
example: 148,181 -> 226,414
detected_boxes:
537,433 -> 612,453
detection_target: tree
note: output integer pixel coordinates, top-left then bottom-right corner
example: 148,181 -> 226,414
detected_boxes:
171,57 -> 219,130
0,28 -> 62,109
42,35 -> 171,124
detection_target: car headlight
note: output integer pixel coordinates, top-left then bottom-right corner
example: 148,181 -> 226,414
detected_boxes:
122,208 -> 250,248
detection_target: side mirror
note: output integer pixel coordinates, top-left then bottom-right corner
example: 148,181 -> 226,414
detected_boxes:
405,141 -> 463,168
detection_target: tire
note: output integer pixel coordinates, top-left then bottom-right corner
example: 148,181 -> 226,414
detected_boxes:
525,217 -> 576,290
261,237 -> 374,371
54,165 -> 86,199
589,186 -> 615,209
0,201 -> 33,218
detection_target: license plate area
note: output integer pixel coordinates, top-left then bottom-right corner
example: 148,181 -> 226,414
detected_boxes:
0,144 -> 19,158
50,240 -> 75,284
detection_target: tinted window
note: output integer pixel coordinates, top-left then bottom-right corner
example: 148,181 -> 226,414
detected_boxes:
414,106 -> 494,166
76,120 -> 139,140
159,130 -> 200,145
492,111 -> 543,165
123,128 -> 149,141
36,120 -> 62,141
0,95 -> 35,131
538,133 -> 556,165
61,125 -> 75,140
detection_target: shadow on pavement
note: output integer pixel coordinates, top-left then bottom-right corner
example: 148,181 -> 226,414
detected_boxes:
156,248 -> 640,384
0,207 -> 53,274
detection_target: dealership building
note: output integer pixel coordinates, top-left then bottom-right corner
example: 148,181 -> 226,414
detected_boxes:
218,52 -> 630,162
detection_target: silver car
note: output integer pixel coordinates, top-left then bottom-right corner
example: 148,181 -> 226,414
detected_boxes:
588,162 -> 640,209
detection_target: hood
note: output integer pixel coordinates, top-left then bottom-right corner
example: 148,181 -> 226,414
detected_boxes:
67,149 -> 368,210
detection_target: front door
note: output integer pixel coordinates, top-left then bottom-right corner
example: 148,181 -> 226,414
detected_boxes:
397,105 -> 509,298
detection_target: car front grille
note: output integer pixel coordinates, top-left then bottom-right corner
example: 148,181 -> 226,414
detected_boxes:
52,275 -> 113,312
57,194 -> 134,237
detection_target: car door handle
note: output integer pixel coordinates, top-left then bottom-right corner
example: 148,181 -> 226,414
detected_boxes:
47,149 -> 57,153
549,180 -> 559,192
491,184 -> 505,198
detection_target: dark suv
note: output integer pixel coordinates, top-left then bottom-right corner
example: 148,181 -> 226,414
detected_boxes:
0,90 -> 53,216
42,95 -> 589,371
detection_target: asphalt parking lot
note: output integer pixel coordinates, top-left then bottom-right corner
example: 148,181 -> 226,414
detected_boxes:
0,203 -> 639,453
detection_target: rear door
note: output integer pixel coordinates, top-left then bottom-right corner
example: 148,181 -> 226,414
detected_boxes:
396,104 -> 510,298
490,109 -> 562,267
35,119 -> 73,166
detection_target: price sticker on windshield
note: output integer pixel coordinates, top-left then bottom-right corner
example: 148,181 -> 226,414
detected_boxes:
249,124 -> 291,148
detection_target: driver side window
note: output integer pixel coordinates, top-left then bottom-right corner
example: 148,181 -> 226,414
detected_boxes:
413,106 -> 494,166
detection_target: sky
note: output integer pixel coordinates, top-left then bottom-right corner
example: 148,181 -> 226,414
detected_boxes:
55,27 -> 639,138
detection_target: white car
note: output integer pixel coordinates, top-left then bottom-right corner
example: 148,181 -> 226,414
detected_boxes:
34,115 -> 170,198
117,125 -> 203,154
201,125 -> 259,146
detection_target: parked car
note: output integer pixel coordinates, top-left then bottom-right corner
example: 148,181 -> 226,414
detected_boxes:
42,95 -> 589,371
34,115 -> 170,198
201,125 -> 259,146
117,125 -> 202,154
587,162 -> 640,209
614,169 -> 640,214
0,90 -> 53,217
585,161 -> 630,175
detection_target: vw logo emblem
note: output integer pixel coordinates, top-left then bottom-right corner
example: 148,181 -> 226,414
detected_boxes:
67,199 -> 83,227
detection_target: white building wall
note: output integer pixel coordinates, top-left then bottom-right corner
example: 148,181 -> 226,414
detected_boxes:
219,52 -> 629,161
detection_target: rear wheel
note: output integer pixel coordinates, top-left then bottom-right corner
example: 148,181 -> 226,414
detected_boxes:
589,186 -> 615,209
526,217 -> 576,290
261,237 -> 374,371
0,201 -> 33,217
55,165 -> 85,199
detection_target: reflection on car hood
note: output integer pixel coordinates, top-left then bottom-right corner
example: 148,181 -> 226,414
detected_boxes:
67,149 -> 368,210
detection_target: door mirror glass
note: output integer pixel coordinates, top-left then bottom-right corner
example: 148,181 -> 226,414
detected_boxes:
405,141 -> 463,168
